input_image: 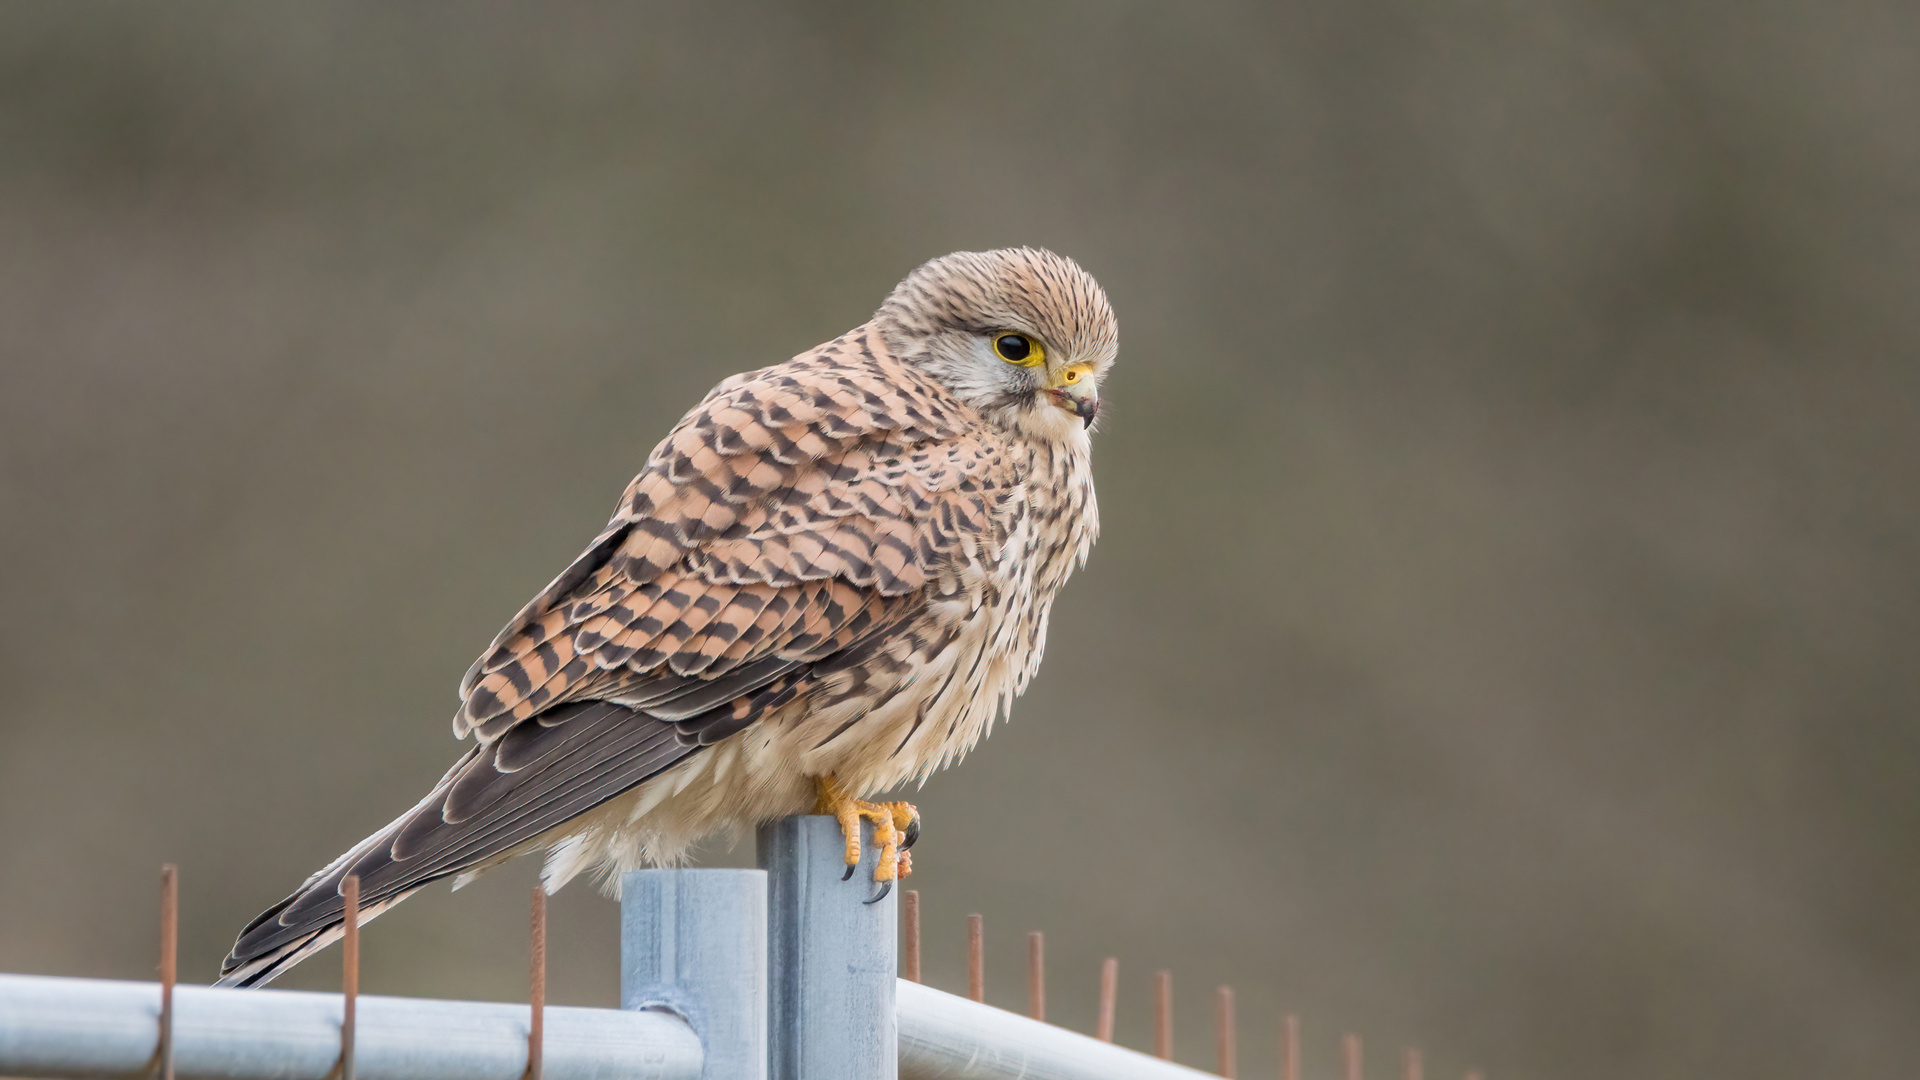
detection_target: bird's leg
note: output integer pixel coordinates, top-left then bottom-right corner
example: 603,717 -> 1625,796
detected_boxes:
813,774 -> 919,894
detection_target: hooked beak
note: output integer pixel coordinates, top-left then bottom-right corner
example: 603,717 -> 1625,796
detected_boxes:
1046,363 -> 1100,428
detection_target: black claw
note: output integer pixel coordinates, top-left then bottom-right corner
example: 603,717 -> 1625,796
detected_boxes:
864,878 -> 893,905
842,863 -> 857,882
901,815 -> 921,850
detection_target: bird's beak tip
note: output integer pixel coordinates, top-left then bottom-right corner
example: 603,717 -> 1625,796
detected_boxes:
1046,386 -> 1099,428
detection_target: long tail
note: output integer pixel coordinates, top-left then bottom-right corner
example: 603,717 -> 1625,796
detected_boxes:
217,701 -> 698,987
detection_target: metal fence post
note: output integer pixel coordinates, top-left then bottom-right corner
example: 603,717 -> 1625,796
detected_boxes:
621,869 -> 767,1080
759,815 -> 897,1080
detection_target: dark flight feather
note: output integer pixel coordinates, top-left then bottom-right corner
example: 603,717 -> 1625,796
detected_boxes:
219,701 -> 693,986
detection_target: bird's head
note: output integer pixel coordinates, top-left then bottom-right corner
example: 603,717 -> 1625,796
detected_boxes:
875,247 -> 1118,440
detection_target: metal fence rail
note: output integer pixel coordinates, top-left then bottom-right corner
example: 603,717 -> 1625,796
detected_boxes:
898,980 -> 1212,1080
0,974 -> 1211,1080
0,974 -> 701,1080
0,817 -> 1232,1080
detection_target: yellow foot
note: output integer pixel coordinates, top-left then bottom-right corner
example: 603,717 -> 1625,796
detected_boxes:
814,774 -> 919,901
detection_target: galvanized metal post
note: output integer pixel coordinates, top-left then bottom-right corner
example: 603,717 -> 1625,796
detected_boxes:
759,815 -> 897,1080
621,869 -> 768,1080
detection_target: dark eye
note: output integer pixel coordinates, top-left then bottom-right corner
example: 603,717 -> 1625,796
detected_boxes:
993,333 -> 1035,363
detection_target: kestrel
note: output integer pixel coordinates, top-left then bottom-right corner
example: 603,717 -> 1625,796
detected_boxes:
218,247 -> 1116,987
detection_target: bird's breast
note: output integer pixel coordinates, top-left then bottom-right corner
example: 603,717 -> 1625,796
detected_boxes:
748,437 -> 1098,796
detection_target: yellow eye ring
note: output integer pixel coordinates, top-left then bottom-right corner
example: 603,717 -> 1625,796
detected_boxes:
992,332 -> 1046,367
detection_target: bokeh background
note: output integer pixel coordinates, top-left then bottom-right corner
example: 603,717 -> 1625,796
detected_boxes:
3,3 -> 1916,1078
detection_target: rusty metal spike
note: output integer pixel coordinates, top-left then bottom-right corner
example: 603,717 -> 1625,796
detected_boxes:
967,914 -> 984,1003
1096,958 -> 1118,1042
158,865 -> 177,1080
1216,985 -> 1236,1077
1027,932 -> 1045,1022
902,890 -> 921,983
526,888 -> 546,1080
1281,1014 -> 1300,1080
341,874 -> 360,1080
1154,970 -> 1173,1060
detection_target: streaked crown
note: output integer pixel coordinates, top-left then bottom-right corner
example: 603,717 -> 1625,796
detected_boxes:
875,247 -> 1119,377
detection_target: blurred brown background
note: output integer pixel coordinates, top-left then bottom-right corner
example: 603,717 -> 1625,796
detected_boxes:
2,3 -> 1916,1078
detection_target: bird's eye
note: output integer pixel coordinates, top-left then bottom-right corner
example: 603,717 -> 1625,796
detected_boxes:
992,333 -> 1045,366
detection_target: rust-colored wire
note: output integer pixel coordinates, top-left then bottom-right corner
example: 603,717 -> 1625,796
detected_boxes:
1154,970 -> 1173,1061
967,914 -> 985,1003
1215,986 -> 1236,1077
158,864 -> 177,1080
1343,1033 -> 1362,1080
1403,1048 -> 1422,1080
526,888 -> 546,1080
903,890 -> 921,983
1096,958 -> 1118,1042
1281,1014 -> 1299,1080
341,874 -> 360,1080
1027,932 -> 1045,1021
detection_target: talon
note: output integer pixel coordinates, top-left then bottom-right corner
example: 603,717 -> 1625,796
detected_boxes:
865,878 -> 893,905
813,775 -> 920,892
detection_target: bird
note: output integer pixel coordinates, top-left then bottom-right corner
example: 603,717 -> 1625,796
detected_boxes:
217,247 -> 1116,987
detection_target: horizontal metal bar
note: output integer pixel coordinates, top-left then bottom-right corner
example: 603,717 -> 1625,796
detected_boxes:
0,974 -> 701,1080
896,980 -> 1216,1080
5,972 -> 1217,1080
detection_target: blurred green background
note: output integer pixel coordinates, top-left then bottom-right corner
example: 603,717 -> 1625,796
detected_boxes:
2,4 -> 1915,1078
